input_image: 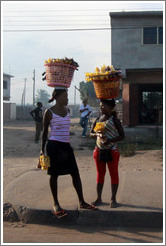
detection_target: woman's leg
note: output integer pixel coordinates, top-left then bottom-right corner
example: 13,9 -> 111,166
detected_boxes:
92,183 -> 104,205
93,148 -> 106,205
107,148 -> 120,207
49,175 -> 62,212
71,171 -> 85,205
69,146 -> 96,209
71,171 -> 97,209
111,184 -> 119,207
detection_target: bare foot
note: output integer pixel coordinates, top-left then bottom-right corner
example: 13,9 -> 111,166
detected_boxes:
53,204 -> 62,213
110,200 -> 118,208
91,199 -> 103,206
79,202 -> 98,210
52,205 -> 68,218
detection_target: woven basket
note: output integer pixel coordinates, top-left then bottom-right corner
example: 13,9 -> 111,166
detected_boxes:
45,63 -> 77,88
92,77 -> 120,99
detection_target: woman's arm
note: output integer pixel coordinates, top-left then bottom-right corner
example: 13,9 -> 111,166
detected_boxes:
105,118 -> 125,144
110,118 -> 125,142
89,117 -> 99,138
100,118 -> 125,144
41,109 -> 52,155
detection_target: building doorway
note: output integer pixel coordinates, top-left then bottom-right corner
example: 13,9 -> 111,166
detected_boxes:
139,84 -> 163,125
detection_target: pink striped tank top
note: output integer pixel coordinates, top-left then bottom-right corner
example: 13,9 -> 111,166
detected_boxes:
49,109 -> 70,143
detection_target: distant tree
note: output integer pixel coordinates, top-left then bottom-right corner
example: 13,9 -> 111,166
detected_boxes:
79,81 -> 99,107
35,89 -> 51,107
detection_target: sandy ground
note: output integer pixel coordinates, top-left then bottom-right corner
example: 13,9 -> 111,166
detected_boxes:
3,222 -> 163,244
2,119 -> 163,244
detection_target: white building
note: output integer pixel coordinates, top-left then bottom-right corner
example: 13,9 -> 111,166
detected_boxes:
3,73 -> 16,120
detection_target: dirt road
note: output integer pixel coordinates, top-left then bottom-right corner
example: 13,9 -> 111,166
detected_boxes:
3,120 -> 163,244
3,222 -> 163,244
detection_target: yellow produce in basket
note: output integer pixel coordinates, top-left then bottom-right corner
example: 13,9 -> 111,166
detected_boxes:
85,64 -> 121,99
94,122 -> 106,132
85,65 -> 121,82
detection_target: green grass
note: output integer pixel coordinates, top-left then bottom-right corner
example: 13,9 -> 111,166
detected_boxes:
118,137 -> 163,157
80,137 -> 163,157
79,138 -> 96,150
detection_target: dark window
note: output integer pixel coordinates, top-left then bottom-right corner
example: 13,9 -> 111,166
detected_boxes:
143,27 -> 157,44
139,84 -> 163,125
3,80 -> 7,89
159,26 -> 163,44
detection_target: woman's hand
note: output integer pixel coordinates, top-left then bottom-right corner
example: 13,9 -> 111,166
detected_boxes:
90,132 -> 97,138
97,132 -> 108,144
40,150 -> 44,156
37,155 -> 42,169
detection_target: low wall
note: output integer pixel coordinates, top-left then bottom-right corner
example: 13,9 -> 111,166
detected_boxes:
124,126 -> 163,139
3,102 -> 16,120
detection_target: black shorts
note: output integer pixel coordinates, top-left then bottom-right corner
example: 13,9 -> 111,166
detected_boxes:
46,140 -> 79,176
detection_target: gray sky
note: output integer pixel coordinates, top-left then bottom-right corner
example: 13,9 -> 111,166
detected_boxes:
2,1 -> 164,106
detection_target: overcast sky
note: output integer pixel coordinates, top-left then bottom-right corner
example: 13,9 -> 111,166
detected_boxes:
2,1 -> 164,106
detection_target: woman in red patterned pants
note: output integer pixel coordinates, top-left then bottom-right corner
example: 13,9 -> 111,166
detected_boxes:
90,99 -> 125,208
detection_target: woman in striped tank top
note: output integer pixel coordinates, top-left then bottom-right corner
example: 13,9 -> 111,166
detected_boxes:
90,99 -> 125,208
41,88 -> 97,218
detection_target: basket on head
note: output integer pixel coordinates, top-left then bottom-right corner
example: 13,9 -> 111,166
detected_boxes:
92,77 -> 120,99
44,62 -> 78,88
85,65 -> 121,99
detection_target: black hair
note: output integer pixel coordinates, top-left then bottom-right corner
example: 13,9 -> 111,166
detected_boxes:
37,102 -> 42,107
100,99 -> 116,108
48,88 -> 67,103
100,99 -> 117,118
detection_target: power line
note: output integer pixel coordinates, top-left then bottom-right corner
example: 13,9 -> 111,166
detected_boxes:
3,14 -> 111,17
3,25 -> 163,32
3,27 -> 111,32
3,19 -> 109,22
3,8 -> 163,13
4,24 -> 110,27
3,23 -> 162,28
3,9 -> 162,18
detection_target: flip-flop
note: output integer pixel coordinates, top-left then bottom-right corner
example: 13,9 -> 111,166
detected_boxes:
79,204 -> 98,210
91,201 -> 103,206
110,201 -> 118,208
52,209 -> 68,219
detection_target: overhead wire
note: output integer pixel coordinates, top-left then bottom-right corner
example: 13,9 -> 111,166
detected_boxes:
3,19 -> 109,22
3,7 -> 163,12
3,8 -> 163,19
3,28 -> 111,32
3,8 -> 163,31
3,14 -> 113,17
3,8 -> 163,88
3,8 -> 162,29
4,24 -> 110,26
3,25 -> 163,32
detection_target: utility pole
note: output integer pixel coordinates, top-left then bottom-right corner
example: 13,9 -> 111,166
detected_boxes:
33,69 -> 35,106
74,86 -> 76,106
73,86 -> 77,117
23,78 -> 27,119
21,89 -> 24,119
24,78 -> 27,106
